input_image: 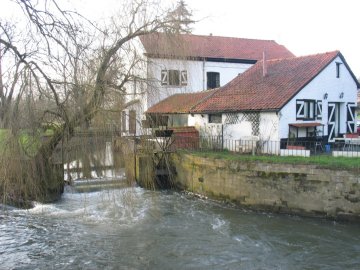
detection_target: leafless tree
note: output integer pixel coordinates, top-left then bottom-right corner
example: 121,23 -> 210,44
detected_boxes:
0,0 -> 191,204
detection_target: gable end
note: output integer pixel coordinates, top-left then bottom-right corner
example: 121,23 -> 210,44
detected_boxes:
279,52 -> 342,111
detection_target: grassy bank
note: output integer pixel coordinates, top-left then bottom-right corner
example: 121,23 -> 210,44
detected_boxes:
0,129 -> 54,157
183,150 -> 360,171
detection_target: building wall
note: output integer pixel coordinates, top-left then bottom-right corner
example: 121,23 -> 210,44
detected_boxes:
188,112 -> 279,140
188,114 -> 208,131
279,56 -> 358,141
172,153 -> 360,221
186,112 -> 280,154
203,61 -> 251,87
146,58 -> 252,109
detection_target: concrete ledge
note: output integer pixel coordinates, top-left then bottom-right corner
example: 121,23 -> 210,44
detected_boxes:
280,149 -> 310,157
333,151 -> 360,158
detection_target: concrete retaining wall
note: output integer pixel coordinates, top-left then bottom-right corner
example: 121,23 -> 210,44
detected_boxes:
172,153 -> 360,221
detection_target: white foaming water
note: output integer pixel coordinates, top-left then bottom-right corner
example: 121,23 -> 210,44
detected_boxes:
2,188 -> 360,270
211,216 -> 229,235
16,187 -> 150,226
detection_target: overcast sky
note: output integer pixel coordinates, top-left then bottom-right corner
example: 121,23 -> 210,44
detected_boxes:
1,0 -> 359,77
191,0 -> 359,77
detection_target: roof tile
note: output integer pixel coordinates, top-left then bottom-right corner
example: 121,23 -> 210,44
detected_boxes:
146,51 -> 351,115
146,89 -> 217,114
192,51 -> 340,113
140,33 -> 294,60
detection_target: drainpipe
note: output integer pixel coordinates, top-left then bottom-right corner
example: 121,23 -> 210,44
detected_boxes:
221,124 -> 224,150
203,58 -> 206,90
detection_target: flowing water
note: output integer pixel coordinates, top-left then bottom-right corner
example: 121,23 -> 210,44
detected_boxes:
1,186 -> 359,270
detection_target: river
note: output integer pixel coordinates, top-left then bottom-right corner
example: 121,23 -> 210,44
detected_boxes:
1,185 -> 360,270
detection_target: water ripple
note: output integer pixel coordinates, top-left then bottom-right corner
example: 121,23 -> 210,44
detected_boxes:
1,188 -> 359,269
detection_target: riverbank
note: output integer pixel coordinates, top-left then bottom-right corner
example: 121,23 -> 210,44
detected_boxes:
171,152 -> 360,221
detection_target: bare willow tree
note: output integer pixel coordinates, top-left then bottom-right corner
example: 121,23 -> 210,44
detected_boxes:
0,0 -> 191,205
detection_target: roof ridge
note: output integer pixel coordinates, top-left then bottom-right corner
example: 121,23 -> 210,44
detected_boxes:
262,50 -> 340,63
149,31 -> 277,43
141,32 -> 295,60
190,33 -> 276,42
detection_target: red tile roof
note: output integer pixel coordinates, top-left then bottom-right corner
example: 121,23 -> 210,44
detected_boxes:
147,51 -> 359,115
140,32 -> 294,61
146,89 -> 217,114
191,51 -> 342,113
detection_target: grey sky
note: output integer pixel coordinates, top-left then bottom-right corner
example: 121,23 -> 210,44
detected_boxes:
1,0 -> 359,77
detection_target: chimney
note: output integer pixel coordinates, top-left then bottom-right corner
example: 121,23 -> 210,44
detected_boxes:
262,50 -> 267,77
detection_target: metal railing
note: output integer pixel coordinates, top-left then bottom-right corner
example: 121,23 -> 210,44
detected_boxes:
170,135 -> 360,158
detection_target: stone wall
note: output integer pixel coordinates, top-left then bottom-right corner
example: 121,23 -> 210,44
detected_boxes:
172,153 -> 360,221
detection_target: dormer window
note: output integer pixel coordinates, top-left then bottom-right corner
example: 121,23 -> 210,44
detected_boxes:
336,62 -> 342,78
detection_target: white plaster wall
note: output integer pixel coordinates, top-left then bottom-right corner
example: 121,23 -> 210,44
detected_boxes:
204,62 -> 252,87
188,114 -> 207,130
189,112 -> 280,153
259,112 -> 280,140
221,112 -> 278,141
259,112 -> 280,154
146,58 -> 253,109
189,112 -> 279,141
223,116 -> 252,140
279,56 -> 358,141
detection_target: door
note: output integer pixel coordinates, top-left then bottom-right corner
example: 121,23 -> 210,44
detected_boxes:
346,103 -> 356,134
327,103 -> 339,141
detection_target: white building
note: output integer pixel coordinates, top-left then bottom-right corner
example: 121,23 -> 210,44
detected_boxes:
146,51 -> 359,152
120,32 -> 294,136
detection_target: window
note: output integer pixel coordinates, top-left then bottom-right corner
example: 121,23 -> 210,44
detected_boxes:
129,110 -> 136,134
168,114 -> 188,127
209,114 -> 222,124
143,114 -> 168,128
121,111 -> 127,132
207,72 -> 220,89
168,70 -> 180,85
336,62 -> 342,78
296,99 -> 316,120
161,70 -> 187,86
316,100 -> 322,120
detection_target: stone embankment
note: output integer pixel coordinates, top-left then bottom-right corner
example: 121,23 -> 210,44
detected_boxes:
171,153 -> 360,221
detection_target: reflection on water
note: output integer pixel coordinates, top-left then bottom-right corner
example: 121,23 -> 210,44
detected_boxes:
1,187 -> 360,269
